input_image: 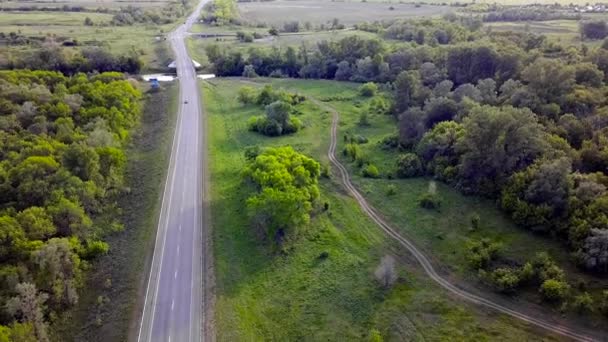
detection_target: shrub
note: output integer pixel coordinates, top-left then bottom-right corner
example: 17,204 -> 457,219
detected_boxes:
418,192 -> 441,210
321,163 -> 330,178
359,82 -> 378,97
244,145 -> 261,160
355,153 -> 369,168
237,86 -> 257,104
386,184 -> 397,196
362,164 -> 380,178
488,267 -> 521,293
540,279 -> 570,302
466,238 -> 502,269
369,96 -> 390,115
369,328 -> 383,342
343,143 -> 361,161
358,111 -> 370,126
396,153 -> 422,178
572,292 -> 594,313
374,255 -> 397,289
83,240 -> 109,259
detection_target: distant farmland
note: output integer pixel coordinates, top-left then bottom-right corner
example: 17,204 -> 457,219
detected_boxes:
0,0 -> 171,10
237,0 -> 454,26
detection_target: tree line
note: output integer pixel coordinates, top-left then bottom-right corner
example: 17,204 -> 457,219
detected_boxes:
0,70 -> 141,340
0,45 -> 142,75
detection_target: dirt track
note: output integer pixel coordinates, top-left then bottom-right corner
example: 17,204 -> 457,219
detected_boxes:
322,101 -> 598,342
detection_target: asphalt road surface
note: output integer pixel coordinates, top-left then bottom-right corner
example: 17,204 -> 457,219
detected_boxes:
137,1 -> 209,341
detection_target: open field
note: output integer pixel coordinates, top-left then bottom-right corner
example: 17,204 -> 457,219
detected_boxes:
487,20 -> 584,45
0,0 -> 172,10
0,10 -> 114,25
0,10 -> 176,71
202,77 -> 572,341
51,82 -> 180,341
237,0 -> 453,26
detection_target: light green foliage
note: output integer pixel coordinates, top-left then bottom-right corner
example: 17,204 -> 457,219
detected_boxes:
539,278 -> 570,302
486,267 -> 522,293
202,0 -> 238,25
243,146 -> 320,241
572,292 -> 594,313
362,163 -> 380,178
369,328 -> 383,342
237,86 -> 258,105
0,70 -> 141,334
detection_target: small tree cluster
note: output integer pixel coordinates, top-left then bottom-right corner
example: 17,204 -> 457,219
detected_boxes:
248,101 -> 303,136
466,238 -> 502,270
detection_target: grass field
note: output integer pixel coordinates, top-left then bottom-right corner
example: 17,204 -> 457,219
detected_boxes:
0,11 -> 176,71
237,0 -> 453,26
0,0 -> 172,10
51,83 -> 179,342
203,77 -> 569,341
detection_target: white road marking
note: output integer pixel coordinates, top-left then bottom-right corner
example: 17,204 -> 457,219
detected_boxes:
177,245 -> 180,255
179,224 -> 182,232
174,270 -> 178,279
171,299 -> 175,311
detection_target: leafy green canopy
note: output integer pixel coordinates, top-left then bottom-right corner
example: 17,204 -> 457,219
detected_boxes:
243,146 -> 320,242
0,70 -> 141,340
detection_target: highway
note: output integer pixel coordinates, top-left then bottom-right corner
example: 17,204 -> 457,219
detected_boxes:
137,1 -> 210,341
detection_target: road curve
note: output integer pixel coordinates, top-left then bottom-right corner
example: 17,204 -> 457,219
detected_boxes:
323,103 -> 598,342
136,1 -> 210,342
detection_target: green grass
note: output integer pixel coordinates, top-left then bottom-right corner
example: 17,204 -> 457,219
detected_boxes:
0,0 -> 171,10
51,83 -> 179,342
236,0 -> 453,27
0,11 -> 115,26
0,11 -> 178,71
203,77 -> 558,341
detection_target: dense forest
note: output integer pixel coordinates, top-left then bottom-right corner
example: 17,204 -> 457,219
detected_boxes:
206,19 -> 608,286
0,70 -> 141,340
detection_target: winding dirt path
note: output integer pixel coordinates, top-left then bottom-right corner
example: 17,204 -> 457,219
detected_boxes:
323,103 -> 598,342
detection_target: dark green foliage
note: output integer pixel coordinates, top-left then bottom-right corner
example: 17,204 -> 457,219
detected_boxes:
572,292 -> 594,313
418,192 -> 441,210
486,267 -> 522,293
0,70 -> 141,336
470,213 -> 480,230
466,238 -> 502,270
243,146 -> 320,242
395,153 -> 422,178
581,20 -> 608,40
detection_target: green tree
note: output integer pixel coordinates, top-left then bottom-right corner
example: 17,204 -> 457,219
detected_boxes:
458,105 -> 547,195
243,146 -> 320,242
